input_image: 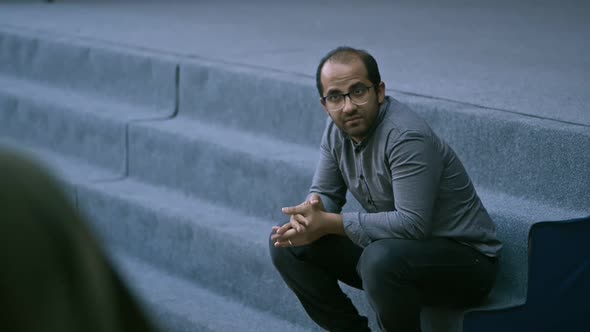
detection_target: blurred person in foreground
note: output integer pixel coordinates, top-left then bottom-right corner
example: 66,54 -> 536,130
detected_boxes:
270,47 -> 502,332
0,147 -> 155,332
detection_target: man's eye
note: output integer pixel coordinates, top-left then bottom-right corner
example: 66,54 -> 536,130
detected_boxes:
327,95 -> 342,102
352,87 -> 367,95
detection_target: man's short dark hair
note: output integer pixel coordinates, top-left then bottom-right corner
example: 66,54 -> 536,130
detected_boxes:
315,46 -> 381,97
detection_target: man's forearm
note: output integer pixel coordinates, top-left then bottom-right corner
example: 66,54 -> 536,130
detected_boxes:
308,192 -> 343,214
321,212 -> 346,236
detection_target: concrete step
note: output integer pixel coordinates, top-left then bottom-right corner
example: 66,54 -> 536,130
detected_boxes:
109,250 -> 312,332
1,25 -> 586,212
77,178 -> 370,331
76,176 -> 583,331
0,73 -> 176,173
125,115 -> 589,226
0,27 -> 177,110
179,59 -> 326,148
404,93 -> 590,212
127,117 -> 336,222
2,24 -> 588,332
0,138 -> 117,184
0,138 -> 118,204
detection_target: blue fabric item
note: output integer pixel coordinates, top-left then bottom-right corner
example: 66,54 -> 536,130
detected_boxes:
463,215 -> 590,332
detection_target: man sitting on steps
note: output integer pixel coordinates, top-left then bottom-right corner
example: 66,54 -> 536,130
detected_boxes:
269,46 -> 503,332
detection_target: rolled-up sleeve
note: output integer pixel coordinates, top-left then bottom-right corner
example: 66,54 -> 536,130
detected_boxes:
342,212 -> 372,247
343,130 -> 442,246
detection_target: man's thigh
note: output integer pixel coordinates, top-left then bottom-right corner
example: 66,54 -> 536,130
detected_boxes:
291,234 -> 364,289
362,238 -> 498,306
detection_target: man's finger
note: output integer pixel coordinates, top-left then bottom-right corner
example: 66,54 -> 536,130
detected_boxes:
290,214 -> 306,232
271,232 -> 285,242
308,194 -> 325,211
274,239 -> 297,248
273,229 -> 297,246
309,193 -> 321,205
272,227 -> 295,242
282,203 -> 308,216
274,240 -> 291,248
273,221 -> 292,236
293,213 -> 310,227
273,236 -> 292,247
271,232 -> 280,241
276,221 -> 293,235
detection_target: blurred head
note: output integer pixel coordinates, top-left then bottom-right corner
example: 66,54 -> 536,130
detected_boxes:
316,47 -> 385,142
0,147 -> 155,332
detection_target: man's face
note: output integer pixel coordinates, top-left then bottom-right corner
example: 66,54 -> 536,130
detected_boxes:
320,59 -> 385,142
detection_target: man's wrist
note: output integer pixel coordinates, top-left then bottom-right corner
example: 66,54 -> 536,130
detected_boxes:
320,212 -> 345,236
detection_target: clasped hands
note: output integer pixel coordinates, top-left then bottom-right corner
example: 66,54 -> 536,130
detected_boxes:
272,194 -> 327,248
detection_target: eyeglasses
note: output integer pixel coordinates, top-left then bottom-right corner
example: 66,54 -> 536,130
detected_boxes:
321,85 -> 375,111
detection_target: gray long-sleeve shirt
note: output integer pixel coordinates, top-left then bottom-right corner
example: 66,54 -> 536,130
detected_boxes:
309,96 -> 502,257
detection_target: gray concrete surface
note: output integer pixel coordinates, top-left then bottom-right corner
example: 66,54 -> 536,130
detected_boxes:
1,0 -> 588,127
1,1 -> 588,330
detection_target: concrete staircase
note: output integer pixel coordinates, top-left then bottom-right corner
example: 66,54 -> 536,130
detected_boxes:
1,26 -> 588,332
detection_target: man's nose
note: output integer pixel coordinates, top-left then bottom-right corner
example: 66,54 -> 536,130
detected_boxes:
342,95 -> 357,113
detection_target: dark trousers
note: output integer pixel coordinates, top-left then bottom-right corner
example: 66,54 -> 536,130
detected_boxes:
269,234 -> 498,332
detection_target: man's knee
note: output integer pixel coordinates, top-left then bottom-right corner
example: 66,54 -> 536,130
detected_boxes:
268,231 -> 295,272
357,239 -> 417,292
268,231 -> 282,265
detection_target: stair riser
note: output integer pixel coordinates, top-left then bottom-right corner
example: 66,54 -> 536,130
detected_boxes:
492,215 -> 532,300
0,92 -> 126,172
0,29 -> 177,109
110,251 -> 319,332
128,125 -> 314,222
180,61 -> 326,148
406,96 -> 590,211
142,306 -> 214,332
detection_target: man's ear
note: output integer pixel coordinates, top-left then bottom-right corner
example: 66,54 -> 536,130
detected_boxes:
377,81 -> 386,104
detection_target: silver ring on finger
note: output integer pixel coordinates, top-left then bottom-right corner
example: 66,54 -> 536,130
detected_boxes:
288,239 -> 293,246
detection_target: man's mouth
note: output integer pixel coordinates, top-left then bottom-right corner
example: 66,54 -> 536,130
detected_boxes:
345,117 -> 362,124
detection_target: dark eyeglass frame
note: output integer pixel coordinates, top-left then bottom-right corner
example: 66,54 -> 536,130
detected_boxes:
320,85 -> 376,107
